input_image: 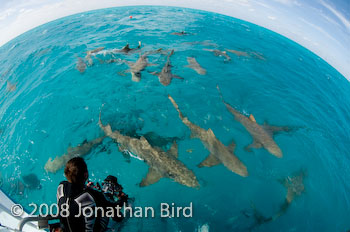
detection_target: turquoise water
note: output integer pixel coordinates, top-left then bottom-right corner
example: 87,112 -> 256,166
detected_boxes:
0,6 -> 350,231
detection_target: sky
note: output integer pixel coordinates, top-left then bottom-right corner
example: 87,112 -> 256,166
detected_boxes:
0,0 -> 349,79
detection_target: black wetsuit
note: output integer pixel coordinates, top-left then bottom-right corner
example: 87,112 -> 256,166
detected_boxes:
57,181 -> 126,232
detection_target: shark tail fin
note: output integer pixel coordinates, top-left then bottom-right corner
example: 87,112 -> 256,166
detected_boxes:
168,95 -> 180,112
168,95 -> 185,119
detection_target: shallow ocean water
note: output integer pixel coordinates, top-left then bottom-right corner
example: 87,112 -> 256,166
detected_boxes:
0,6 -> 350,232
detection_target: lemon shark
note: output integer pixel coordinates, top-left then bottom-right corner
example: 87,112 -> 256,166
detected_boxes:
226,49 -> 249,57
204,49 -> 231,62
217,85 -> 290,158
117,41 -> 141,54
185,57 -> 206,75
85,47 -> 105,66
150,50 -> 183,86
168,95 -> 248,177
123,53 -> 155,82
98,110 -> 199,188
44,137 -> 105,173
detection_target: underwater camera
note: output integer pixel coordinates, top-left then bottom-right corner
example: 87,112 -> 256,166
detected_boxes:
88,175 -> 129,202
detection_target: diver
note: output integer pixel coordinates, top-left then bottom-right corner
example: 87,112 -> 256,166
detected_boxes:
57,157 -> 129,232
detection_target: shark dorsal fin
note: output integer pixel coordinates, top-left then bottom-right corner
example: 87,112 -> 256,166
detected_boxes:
123,44 -> 130,50
249,114 -> 256,122
140,136 -> 148,143
140,136 -> 152,148
198,153 -> 221,168
140,167 -> 162,187
168,141 -> 178,158
207,128 -> 215,136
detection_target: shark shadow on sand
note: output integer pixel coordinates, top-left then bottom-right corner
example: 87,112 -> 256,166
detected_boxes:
244,169 -> 306,231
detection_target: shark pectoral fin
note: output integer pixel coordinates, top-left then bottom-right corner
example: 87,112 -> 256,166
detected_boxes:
172,75 -> 184,80
168,141 -> 178,158
249,114 -> 256,122
244,140 -> 262,152
198,153 -> 221,168
148,71 -> 159,76
228,141 -> 236,153
140,168 -> 162,187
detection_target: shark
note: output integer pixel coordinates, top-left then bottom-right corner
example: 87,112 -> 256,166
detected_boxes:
94,42 -> 142,58
170,31 -> 189,36
98,110 -> 199,188
168,95 -> 248,177
118,41 -> 141,54
226,49 -> 249,57
123,53 -> 155,82
217,85 -> 290,158
150,50 -> 183,86
112,41 -> 142,54
85,47 -> 105,66
204,49 -> 231,62
44,136 -> 105,173
185,57 -> 206,75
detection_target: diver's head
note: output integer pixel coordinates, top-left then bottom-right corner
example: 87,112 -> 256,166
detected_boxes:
64,157 -> 88,185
